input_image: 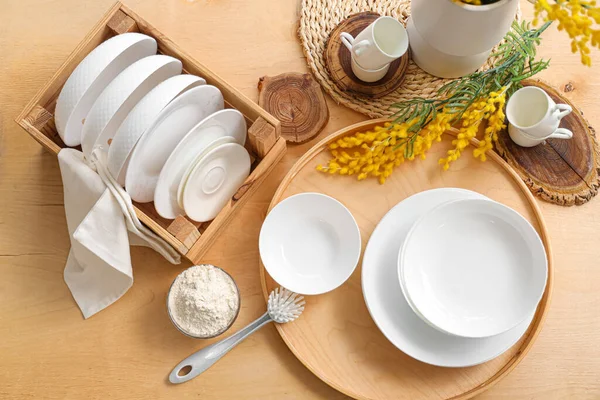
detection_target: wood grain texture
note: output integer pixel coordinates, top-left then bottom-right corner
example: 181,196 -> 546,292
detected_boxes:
2,1 -> 600,399
248,116 -> 279,158
260,119 -> 553,400
495,80 -> 600,206
258,73 -> 329,143
324,12 -> 410,98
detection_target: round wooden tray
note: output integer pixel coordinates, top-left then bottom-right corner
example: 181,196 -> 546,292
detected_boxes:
259,119 -> 554,400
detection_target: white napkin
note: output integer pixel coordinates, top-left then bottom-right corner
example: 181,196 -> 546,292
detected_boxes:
58,148 -> 180,319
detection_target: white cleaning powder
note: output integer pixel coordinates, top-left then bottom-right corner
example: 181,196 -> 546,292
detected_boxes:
168,264 -> 239,337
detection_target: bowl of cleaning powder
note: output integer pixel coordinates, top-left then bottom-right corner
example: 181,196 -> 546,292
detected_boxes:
167,264 -> 241,339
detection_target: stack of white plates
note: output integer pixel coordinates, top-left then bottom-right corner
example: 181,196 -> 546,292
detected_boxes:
55,32 -> 252,223
362,188 -> 548,367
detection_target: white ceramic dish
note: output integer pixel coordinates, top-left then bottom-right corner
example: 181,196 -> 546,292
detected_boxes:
406,17 -> 489,79
80,55 -> 182,160
259,193 -> 362,295
362,188 -> 535,367
154,109 -> 247,219
401,198 -> 547,339
55,33 -> 157,146
176,136 -> 236,210
107,74 -> 206,185
125,85 -> 224,203
182,143 -> 251,222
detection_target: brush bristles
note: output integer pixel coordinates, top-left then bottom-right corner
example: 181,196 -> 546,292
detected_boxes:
268,287 -> 305,323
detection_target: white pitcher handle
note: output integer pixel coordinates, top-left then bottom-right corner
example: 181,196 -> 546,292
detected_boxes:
353,40 -> 370,56
340,32 -> 354,52
549,127 -> 573,140
553,104 -> 572,120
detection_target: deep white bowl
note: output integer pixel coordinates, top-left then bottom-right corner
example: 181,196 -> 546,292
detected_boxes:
400,198 -> 547,338
259,193 -> 361,295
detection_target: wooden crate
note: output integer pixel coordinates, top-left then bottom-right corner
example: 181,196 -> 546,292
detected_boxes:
16,2 -> 286,263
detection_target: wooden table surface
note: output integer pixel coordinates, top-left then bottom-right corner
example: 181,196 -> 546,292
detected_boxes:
1,1 -> 599,398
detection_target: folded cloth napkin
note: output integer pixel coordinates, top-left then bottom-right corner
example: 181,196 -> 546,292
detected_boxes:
58,148 -> 180,319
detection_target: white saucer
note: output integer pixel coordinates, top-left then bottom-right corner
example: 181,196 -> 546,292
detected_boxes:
80,55 -> 182,160
125,85 -> 224,203
55,33 -> 157,146
181,143 -> 251,222
175,136 -> 235,210
154,109 -> 247,219
107,74 -> 206,186
402,198 -> 547,338
362,188 -> 535,367
259,193 -> 362,295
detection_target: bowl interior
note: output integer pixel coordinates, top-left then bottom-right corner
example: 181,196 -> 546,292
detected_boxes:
401,198 -> 547,338
260,193 -> 361,295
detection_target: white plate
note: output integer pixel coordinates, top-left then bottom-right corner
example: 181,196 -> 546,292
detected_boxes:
107,74 -> 206,186
80,55 -> 182,160
55,33 -> 157,146
125,85 -> 224,203
182,143 -> 251,222
154,109 -> 247,219
362,188 -> 535,367
402,198 -> 547,338
259,193 -> 362,295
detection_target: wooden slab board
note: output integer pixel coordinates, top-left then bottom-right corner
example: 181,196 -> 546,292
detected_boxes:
495,79 -> 600,206
259,119 -> 553,400
324,12 -> 410,98
258,73 -> 329,143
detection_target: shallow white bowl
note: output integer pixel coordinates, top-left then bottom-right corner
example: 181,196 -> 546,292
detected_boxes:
259,193 -> 361,295
401,198 -> 547,338
55,33 -> 157,146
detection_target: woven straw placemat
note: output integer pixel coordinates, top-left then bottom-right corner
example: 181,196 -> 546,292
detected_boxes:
299,0 -> 518,118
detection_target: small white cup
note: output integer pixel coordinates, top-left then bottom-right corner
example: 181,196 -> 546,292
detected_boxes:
351,57 -> 390,83
341,16 -> 409,70
507,86 -> 572,137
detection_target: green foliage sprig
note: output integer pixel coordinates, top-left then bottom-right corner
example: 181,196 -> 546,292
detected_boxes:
390,21 -> 552,138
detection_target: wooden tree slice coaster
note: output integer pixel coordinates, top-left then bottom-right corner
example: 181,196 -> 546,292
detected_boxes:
323,12 -> 410,99
495,79 -> 600,206
258,72 -> 329,144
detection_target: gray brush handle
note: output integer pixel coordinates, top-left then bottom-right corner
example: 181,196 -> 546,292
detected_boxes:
169,312 -> 272,384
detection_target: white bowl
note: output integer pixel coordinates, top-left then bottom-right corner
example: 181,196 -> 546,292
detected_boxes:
80,55 -> 182,160
259,193 -> 361,295
401,198 -> 547,338
55,33 -> 157,146
107,74 -> 206,186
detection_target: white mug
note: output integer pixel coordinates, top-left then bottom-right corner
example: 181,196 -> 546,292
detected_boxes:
340,16 -> 409,70
508,123 -> 572,147
506,86 -> 573,139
